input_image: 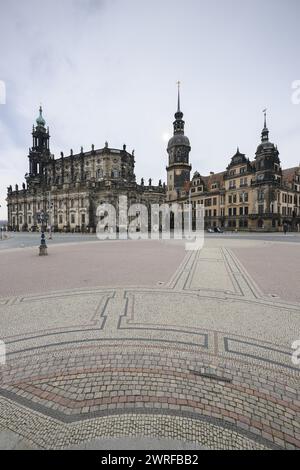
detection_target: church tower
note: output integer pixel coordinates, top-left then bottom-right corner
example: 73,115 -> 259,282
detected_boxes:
166,83 -> 192,202
27,106 -> 51,186
255,109 -> 281,184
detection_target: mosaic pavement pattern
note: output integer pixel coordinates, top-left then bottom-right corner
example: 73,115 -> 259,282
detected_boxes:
0,243 -> 299,449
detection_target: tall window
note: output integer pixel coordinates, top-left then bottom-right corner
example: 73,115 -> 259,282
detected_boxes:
97,169 -> 103,179
258,191 -> 264,202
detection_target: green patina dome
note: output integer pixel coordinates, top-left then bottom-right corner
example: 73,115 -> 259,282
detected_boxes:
36,106 -> 46,127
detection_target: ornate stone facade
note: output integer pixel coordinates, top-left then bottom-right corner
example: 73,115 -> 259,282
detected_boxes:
6,107 -> 166,232
166,98 -> 300,232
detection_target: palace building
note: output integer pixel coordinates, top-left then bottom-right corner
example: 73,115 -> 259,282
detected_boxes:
166,87 -> 300,231
6,107 -> 166,232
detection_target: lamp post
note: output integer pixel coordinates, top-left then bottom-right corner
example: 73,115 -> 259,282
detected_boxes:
48,192 -> 53,240
37,210 -> 48,256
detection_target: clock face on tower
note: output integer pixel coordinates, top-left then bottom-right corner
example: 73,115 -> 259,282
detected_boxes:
174,169 -> 190,188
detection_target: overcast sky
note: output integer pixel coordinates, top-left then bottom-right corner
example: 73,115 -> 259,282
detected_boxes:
1,0 -> 300,219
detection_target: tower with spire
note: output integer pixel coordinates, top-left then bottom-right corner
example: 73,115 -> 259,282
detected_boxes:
255,109 -> 281,184
27,106 -> 51,185
166,82 -> 192,201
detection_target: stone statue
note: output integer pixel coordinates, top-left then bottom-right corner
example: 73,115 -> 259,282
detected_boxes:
149,178 -> 152,186
141,178 -> 144,186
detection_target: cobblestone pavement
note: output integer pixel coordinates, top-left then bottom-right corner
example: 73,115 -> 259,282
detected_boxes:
0,239 -> 299,450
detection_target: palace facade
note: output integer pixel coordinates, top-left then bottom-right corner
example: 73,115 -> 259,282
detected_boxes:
166,90 -> 300,231
6,107 -> 165,232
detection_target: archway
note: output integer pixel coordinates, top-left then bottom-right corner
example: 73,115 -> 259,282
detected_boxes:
258,219 -> 264,229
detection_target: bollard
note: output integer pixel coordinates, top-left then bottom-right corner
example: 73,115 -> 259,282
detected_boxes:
39,231 -> 48,256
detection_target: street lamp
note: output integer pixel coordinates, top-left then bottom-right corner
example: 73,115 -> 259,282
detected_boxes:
48,192 -> 53,240
37,210 -> 48,256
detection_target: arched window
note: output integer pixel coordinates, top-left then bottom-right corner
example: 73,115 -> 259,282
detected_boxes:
258,219 -> 264,229
97,169 -> 103,179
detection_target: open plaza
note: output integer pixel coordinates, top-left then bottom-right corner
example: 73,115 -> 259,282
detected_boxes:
0,232 -> 299,450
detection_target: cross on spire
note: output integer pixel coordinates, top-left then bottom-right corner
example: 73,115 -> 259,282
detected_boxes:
36,104 -> 46,127
177,81 -> 181,112
263,108 -> 267,128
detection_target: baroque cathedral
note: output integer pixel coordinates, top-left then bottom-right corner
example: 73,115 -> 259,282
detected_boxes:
6,107 -> 165,232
